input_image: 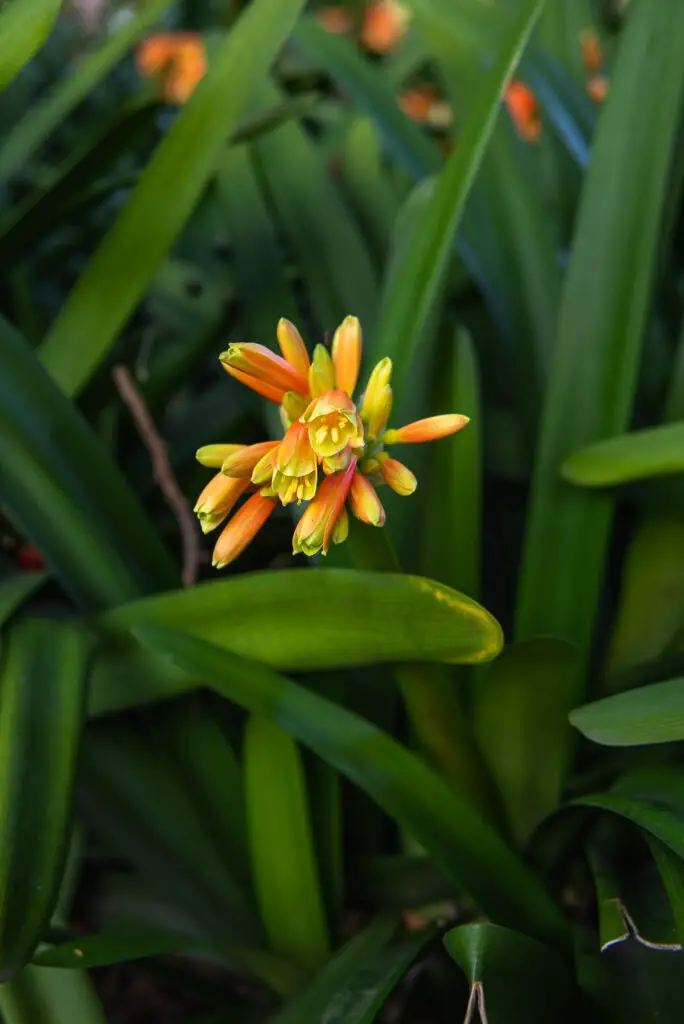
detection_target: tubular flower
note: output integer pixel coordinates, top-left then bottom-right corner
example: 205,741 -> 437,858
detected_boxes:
194,315 -> 469,568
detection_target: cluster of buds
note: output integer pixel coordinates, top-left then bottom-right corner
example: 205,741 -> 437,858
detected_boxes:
194,317 -> 469,568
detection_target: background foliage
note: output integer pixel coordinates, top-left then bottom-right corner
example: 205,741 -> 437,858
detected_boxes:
4,0 -> 684,1020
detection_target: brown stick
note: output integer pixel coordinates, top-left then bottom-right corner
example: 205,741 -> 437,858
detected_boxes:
112,364 -> 200,587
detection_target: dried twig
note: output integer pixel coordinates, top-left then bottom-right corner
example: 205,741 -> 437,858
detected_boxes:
113,364 -> 200,587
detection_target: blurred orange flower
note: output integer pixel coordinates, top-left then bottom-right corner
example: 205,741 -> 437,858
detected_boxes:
399,84 -> 452,127
317,5 -> 352,34
504,80 -> 541,142
136,33 -> 206,104
579,28 -> 603,73
361,0 -> 410,53
587,74 -> 609,104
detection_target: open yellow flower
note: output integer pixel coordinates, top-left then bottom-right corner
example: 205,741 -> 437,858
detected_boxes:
194,315 -> 469,567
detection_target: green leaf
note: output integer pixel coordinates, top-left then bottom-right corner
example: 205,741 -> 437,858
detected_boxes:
604,516 -> 684,685
473,639 -> 580,846
0,620 -> 89,978
570,677 -> 684,747
0,0 -> 175,185
38,0 -> 308,398
251,81 -> 379,336
645,837 -> 684,948
421,327 -> 482,598
562,422 -> 684,487
274,915 -> 433,1024
244,715 -> 330,968
91,568 -> 504,714
292,18 -> 439,180
370,0 -> 545,407
0,0 -> 61,94
79,715 -> 260,944
132,627 -> 569,950
516,0 -> 684,655
0,316 -> 175,610
32,930 -> 198,970
0,572 -> 46,632
0,966 -> 106,1024
443,922 -> 574,1024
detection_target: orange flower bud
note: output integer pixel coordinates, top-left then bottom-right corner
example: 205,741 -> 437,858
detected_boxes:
222,364 -> 287,404
221,343 -> 309,397
292,459 -> 356,556
221,440 -> 280,477
587,75 -> 609,104
308,344 -> 336,398
136,34 -> 206,105
196,443 -> 244,468
332,315 -> 362,397
378,456 -> 416,496
194,474 -> 250,532
349,471 -> 386,527
212,493 -> 277,568
383,414 -> 469,445
277,319 -> 311,377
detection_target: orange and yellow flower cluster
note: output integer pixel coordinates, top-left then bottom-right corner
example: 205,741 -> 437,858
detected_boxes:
195,318 -> 469,568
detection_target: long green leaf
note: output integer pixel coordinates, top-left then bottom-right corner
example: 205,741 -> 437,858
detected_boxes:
90,569 -> 503,714
645,837 -> 684,948
245,715 -> 330,968
473,639 -> 580,846
562,422 -> 684,487
370,0 -> 545,407
132,626 -> 569,950
0,966 -> 106,1024
443,922 -> 573,1024
570,677 -> 684,747
38,0 -> 308,397
0,315 -> 175,609
0,572 -> 46,632
0,0 -> 60,94
274,915 -> 432,1024
516,0 -> 684,653
0,0 -> 175,185
0,620 -> 89,978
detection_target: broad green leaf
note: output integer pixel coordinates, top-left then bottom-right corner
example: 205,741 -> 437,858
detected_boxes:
245,715 -> 330,968
579,940 -> 684,1024
473,639 -> 580,846
570,677 -> 684,747
444,922 -> 573,1023
516,0 -> 684,655
0,620 -> 89,978
371,0 -> 545,408
0,966 -> 106,1024
274,915 -> 433,1024
0,0 -> 175,185
0,572 -> 46,631
0,315 -> 175,610
98,567 -> 503,672
562,422 -> 684,487
133,627 -> 569,950
39,0 -> 308,397
0,0 -> 61,94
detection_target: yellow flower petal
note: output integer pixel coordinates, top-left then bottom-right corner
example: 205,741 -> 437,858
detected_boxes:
332,315 -> 362,397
